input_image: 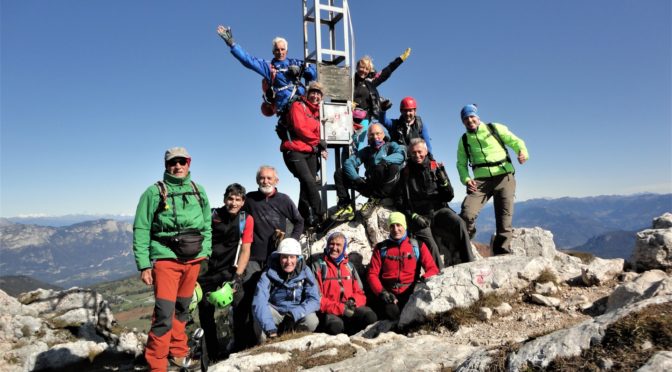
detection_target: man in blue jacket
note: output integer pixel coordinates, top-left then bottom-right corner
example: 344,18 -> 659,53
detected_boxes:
217,25 -> 316,116
333,123 -> 406,220
252,238 -> 320,342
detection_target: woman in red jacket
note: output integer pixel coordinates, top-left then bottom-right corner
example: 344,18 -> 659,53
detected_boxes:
281,81 -> 328,228
367,212 -> 439,320
312,232 -> 377,334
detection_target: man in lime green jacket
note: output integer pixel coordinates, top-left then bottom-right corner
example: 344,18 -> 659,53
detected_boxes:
456,104 -> 528,255
132,147 -> 212,371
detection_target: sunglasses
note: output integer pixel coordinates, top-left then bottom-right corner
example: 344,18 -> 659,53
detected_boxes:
166,158 -> 188,166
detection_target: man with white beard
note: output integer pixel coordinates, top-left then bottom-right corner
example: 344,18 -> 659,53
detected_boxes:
234,165 -> 303,350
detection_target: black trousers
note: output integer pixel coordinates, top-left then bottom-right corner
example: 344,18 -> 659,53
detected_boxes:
283,151 -> 322,220
371,288 -> 414,321
317,306 -> 378,335
334,163 -> 401,205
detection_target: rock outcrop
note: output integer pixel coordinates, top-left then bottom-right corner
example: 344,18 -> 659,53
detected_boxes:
630,212 -> 672,271
2,211 -> 671,371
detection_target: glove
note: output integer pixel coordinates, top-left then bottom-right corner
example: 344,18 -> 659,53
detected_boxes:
415,277 -> 430,291
318,140 -> 328,151
380,290 -> 396,304
232,273 -> 244,293
287,65 -> 301,79
279,313 -> 296,333
343,298 -> 356,318
435,163 -> 450,187
379,98 -> 392,112
400,48 -> 411,61
412,213 -> 430,229
272,229 -> 286,249
217,26 -> 235,47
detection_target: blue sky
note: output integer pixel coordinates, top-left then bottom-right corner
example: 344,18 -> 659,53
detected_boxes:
1,0 -> 670,217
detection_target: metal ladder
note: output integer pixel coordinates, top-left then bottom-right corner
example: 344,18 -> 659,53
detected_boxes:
302,0 -> 354,215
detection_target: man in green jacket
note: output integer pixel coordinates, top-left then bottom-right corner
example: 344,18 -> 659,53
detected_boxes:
456,105 -> 528,255
132,147 -> 212,371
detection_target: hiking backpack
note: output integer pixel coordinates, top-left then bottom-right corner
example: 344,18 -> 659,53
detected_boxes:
311,257 -> 364,298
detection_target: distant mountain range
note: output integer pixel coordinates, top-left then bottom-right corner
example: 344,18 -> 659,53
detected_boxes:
0,219 -> 135,288
458,193 -> 671,249
0,275 -> 63,297
0,193 -> 669,288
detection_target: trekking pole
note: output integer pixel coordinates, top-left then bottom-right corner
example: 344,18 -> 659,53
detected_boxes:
232,239 -> 242,268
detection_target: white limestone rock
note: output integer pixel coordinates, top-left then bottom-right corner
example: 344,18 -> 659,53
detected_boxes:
509,227 -> 558,258
493,302 -> 513,316
306,335 -> 478,372
581,257 -> 624,286
508,294 -> 672,371
529,294 -> 561,308
606,269 -> 672,312
636,350 -> 672,372
631,214 -> 672,271
653,212 -> 672,229
399,255 -> 554,328
534,281 -> 558,295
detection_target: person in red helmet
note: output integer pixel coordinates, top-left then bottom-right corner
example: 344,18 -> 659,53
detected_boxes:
380,96 -> 434,153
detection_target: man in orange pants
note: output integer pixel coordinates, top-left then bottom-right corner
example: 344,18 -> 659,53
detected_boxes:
132,147 -> 212,371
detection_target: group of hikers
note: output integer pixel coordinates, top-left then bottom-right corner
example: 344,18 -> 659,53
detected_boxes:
131,26 -> 529,371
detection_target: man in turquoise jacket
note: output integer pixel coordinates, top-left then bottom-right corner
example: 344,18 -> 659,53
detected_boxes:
132,147 -> 212,371
456,105 -> 528,255
333,123 -> 406,220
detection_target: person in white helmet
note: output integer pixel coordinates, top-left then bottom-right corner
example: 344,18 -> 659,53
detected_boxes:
251,238 -> 320,342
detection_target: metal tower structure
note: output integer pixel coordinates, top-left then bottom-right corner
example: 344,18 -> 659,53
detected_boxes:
302,0 -> 354,214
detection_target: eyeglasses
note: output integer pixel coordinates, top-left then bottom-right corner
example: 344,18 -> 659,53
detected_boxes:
166,158 -> 188,166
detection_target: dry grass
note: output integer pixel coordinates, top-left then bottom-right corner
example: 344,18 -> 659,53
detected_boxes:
248,331 -> 357,371
407,291 -> 515,333
564,250 -> 595,264
488,341 -> 523,372
534,268 -> 558,285
545,302 -> 672,371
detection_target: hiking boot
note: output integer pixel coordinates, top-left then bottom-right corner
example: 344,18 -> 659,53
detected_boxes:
333,204 -> 355,222
169,355 -> 200,370
360,198 -> 380,217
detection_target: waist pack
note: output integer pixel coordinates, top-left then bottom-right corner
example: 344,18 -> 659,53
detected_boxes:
154,229 -> 204,260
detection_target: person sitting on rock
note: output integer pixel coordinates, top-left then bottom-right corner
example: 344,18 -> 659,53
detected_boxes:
332,123 -> 406,221
311,232 -> 377,335
367,212 -> 439,321
396,138 -> 472,269
252,238 -> 320,342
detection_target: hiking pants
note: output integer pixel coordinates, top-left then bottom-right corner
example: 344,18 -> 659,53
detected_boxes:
232,260 -> 264,352
145,259 -> 201,372
334,164 -> 401,205
254,306 -> 319,343
460,173 -> 516,255
283,151 -> 323,221
317,306 -> 378,335
412,226 -> 444,270
432,208 -> 473,265
372,288 -> 414,321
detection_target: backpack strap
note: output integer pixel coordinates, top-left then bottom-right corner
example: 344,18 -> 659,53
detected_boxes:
238,211 -> 247,235
189,181 -> 204,209
462,123 -> 512,170
313,257 -> 362,301
379,240 -> 418,262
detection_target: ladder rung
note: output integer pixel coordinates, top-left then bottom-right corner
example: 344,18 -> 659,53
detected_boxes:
316,4 -> 345,13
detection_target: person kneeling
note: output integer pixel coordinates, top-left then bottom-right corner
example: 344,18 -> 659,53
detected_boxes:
312,232 -> 377,335
252,238 -> 320,342
367,212 -> 439,320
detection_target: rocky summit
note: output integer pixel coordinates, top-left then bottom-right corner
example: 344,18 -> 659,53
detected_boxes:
1,211 -> 671,371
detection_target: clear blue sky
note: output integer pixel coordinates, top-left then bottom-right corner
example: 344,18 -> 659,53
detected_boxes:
1,0 -> 670,217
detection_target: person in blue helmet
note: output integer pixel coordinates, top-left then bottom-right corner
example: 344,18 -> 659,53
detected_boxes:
217,25 -> 317,116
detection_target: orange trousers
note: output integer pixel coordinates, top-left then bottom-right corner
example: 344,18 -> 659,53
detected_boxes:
145,259 -> 201,372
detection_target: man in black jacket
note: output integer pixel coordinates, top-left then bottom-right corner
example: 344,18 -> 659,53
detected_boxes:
396,138 -> 472,268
